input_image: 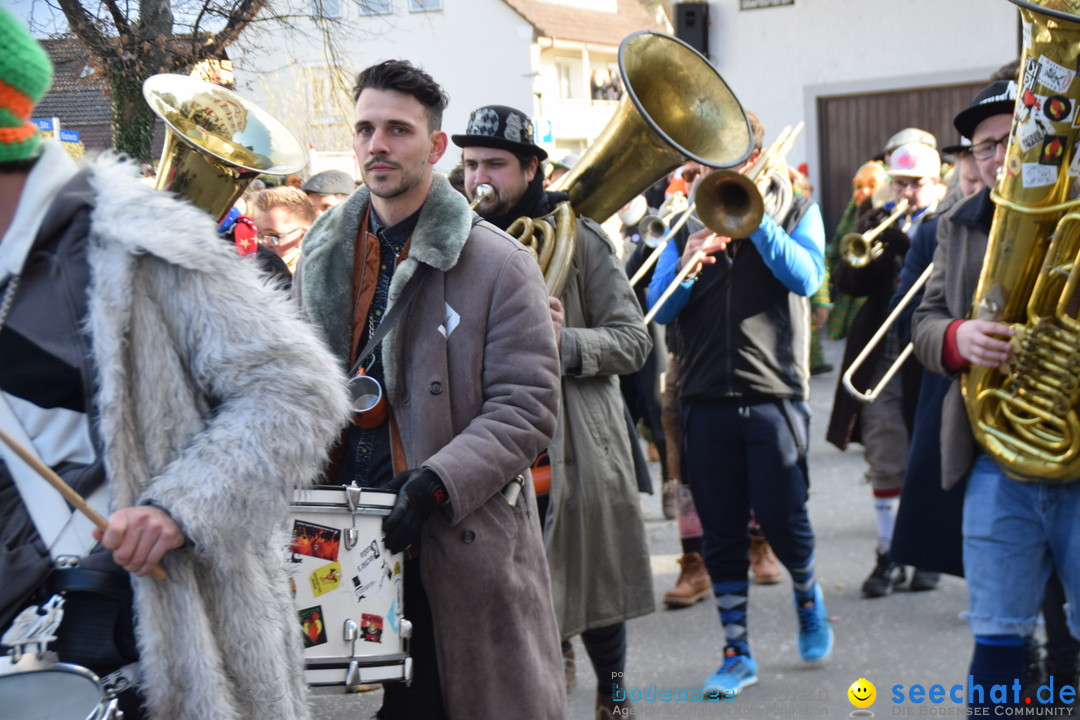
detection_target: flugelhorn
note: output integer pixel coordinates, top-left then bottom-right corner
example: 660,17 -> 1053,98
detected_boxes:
143,74 -> 306,222
842,263 -> 933,402
642,123 -> 803,324
839,199 -> 910,269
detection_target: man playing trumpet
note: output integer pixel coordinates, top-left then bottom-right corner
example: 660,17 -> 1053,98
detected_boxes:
646,111 -> 831,697
827,139 -> 943,598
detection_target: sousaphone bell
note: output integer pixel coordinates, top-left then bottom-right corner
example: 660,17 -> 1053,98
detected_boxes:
143,74 -> 306,222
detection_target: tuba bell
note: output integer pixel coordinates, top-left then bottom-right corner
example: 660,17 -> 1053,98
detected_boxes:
507,31 -> 753,297
963,0 -> 1080,481
143,74 -> 306,222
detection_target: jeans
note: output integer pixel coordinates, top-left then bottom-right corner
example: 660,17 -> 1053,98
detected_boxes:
963,454 -> 1080,638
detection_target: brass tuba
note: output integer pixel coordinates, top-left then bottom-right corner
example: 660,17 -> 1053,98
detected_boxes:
963,0 -> 1080,481
143,74 -> 306,222
511,31 -> 752,297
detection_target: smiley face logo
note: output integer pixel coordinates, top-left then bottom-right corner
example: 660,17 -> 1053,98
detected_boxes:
848,678 -> 876,708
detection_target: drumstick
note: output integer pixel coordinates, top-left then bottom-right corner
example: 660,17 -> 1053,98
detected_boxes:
0,427 -> 167,581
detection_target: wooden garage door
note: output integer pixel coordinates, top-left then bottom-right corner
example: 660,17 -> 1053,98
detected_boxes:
817,81 -> 988,239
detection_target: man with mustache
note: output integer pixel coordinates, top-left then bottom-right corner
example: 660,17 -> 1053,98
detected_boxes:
296,62 -> 565,719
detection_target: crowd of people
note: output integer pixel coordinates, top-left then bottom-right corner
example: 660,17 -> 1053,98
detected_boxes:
3,4 -> 1080,719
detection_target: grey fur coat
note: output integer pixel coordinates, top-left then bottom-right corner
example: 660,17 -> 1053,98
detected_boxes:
78,156 -> 349,719
299,174 -> 567,719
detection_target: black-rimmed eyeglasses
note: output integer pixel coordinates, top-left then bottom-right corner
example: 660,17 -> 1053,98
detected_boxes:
971,135 -> 1010,161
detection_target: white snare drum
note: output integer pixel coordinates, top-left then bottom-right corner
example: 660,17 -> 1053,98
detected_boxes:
287,485 -> 412,687
0,657 -> 119,720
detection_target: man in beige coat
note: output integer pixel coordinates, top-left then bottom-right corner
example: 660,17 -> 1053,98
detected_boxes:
298,62 -> 565,719
455,104 -> 654,720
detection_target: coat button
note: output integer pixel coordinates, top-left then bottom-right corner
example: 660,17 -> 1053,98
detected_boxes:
461,530 -> 476,543
429,381 -> 443,395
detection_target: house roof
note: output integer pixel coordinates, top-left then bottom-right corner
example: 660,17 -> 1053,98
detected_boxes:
35,37 -> 113,128
502,0 -> 669,47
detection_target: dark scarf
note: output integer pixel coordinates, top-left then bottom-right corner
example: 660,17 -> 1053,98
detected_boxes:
486,174 -> 568,231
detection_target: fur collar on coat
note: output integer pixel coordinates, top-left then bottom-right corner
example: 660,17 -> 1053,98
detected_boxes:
77,154 -> 348,720
300,173 -> 473,366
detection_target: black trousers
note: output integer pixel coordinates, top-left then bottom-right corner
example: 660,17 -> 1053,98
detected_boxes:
378,557 -> 446,720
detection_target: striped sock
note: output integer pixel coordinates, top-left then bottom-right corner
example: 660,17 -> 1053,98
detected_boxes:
790,556 -> 816,605
714,579 -> 750,656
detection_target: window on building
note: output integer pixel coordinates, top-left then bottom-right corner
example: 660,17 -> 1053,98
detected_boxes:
309,71 -> 338,125
409,0 -> 441,10
312,0 -> 342,18
556,61 -> 573,100
357,0 -> 391,14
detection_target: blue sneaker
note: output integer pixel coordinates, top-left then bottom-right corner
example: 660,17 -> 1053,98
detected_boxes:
796,583 -> 833,662
703,646 -> 758,698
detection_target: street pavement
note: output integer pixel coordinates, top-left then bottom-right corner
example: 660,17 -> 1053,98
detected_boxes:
311,338 -> 983,719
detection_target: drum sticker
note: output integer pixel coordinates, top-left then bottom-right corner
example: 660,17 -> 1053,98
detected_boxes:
1037,57 -> 1074,95
361,613 -> 383,643
309,561 -> 343,597
299,605 -> 328,648
290,520 -> 341,562
1022,162 -> 1059,188
1040,135 -> 1068,165
388,598 -> 400,635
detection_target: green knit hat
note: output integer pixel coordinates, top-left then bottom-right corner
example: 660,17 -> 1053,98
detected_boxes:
0,6 -> 54,164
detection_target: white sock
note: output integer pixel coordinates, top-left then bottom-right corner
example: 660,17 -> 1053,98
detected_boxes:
874,496 -> 900,554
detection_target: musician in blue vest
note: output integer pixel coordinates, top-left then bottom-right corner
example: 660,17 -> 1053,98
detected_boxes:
646,111 -> 831,697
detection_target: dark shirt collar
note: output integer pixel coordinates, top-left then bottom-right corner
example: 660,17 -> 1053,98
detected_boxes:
952,187 -> 995,234
369,205 -> 422,255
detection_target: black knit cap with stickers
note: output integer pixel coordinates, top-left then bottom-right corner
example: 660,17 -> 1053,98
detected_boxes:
451,105 -> 547,160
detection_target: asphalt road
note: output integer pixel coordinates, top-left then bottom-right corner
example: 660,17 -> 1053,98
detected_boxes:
310,338 -> 983,719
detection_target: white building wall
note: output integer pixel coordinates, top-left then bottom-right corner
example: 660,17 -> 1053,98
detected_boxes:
231,0 -> 537,173
706,0 -> 1018,191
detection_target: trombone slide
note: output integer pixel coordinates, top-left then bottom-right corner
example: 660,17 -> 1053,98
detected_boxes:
841,263 -> 933,403
643,247 -> 707,324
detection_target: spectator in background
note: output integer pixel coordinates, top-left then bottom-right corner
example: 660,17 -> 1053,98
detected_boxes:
302,169 -> 355,215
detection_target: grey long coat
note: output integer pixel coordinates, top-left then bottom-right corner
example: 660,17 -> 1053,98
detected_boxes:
78,155 -> 350,719
545,217 -> 655,638
911,190 -> 991,490
300,175 -> 566,719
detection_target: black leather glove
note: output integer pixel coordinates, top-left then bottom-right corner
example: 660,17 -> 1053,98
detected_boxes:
382,468 -> 447,554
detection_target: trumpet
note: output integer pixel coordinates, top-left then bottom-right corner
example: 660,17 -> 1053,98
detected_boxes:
638,192 -> 689,245
470,183 -> 494,210
841,263 -> 933,402
642,122 -> 803,324
840,199 -> 909,268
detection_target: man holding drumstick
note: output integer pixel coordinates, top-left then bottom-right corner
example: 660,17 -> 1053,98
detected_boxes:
0,9 -> 349,719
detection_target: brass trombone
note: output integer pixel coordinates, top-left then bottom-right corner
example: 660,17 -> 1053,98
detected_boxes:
839,199 -> 910,269
841,263 -> 933,402
641,122 -> 803,324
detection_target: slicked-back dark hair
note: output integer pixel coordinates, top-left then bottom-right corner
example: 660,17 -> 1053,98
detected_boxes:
353,60 -> 449,132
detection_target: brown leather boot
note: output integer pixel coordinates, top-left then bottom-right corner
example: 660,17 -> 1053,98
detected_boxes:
749,535 -> 782,585
663,552 -> 711,608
